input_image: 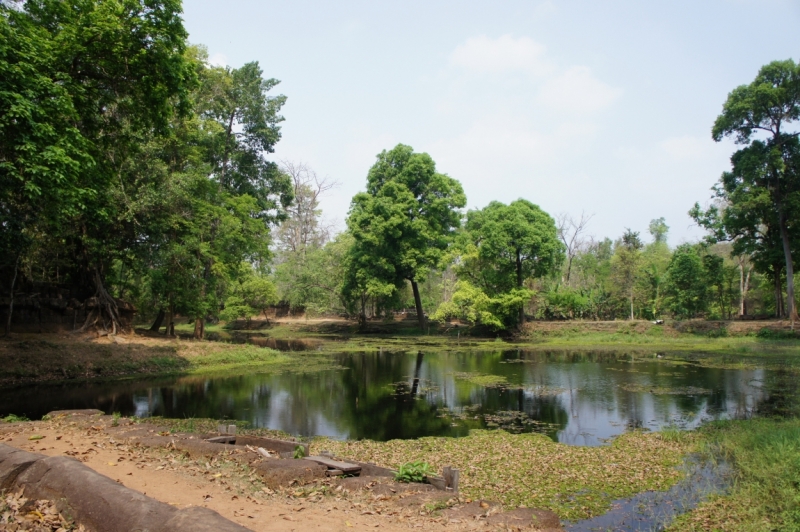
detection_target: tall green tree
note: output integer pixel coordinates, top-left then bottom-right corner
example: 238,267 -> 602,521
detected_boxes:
198,59 -> 292,218
611,229 -> 644,320
346,144 -> 466,330
1,0 -> 195,332
459,200 -> 564,326
711,59 -> 800,321
665,244 -> 708,319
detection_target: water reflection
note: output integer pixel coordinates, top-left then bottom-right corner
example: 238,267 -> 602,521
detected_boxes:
1,350 -> 794,446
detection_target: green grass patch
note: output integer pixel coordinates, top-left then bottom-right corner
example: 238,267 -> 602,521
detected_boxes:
667,418 -> 800,531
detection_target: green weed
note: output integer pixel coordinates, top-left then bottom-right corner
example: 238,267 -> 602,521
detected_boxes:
395,461 -> 435,483
1,414 -> 29,423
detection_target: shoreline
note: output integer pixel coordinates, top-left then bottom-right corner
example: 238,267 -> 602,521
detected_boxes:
2,317 -> 800,388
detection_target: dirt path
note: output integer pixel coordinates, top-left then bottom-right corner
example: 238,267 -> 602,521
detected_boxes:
0,416 -> 545,531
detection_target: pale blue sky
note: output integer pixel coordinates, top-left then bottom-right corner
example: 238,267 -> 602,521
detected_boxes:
183,0 -> 799,244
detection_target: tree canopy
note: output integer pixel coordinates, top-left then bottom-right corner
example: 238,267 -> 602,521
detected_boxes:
346,144 -> 466,330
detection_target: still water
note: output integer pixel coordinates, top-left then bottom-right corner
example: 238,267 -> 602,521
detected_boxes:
2,350 -> 794,446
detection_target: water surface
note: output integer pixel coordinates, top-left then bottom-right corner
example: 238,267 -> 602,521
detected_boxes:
2,349 -> 794,445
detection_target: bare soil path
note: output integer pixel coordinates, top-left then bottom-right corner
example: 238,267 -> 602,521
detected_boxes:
0,414 -> 558,531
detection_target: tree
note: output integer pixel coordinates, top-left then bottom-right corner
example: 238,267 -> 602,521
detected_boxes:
346,144 -> 466,331
1,0 -> 194,333
556,211 -> 593,285
275,233 -> 352,315
222,266 -> 277,327
274,161 -> 337,254
648,218 -> 669,244
199,59 -> 292,218
458,200 -> 564,327
665,244 -> 708,319
712,59 -> 800,322
611,229 -> 644,320
692,142 -> 800,318
638,221 -> 671,319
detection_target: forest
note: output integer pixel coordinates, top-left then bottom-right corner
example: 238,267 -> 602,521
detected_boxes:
2,0 -> 800,337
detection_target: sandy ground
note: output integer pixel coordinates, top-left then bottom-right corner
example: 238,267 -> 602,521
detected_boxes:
0,416 -> 533,532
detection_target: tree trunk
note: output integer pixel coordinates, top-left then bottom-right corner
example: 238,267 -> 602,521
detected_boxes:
149,308 -> 165,332
164,305 -> 174,336
738,260 -> 752,317
739,262 -> 745,316
194,318 -> 204,339
630,289 -> 634,320
78,269 -> 122,335
5,255 -> 20,336
410,279 -> 425,332
359,295 -> 367,330
778,210 -> 798,322
774,269 -> 784,318
516,251 -> 525,325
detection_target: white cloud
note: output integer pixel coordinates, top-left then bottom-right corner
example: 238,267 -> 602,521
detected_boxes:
538,66 -> 622,113
449,35 -> 552,76
659,135 -> 713,160
430,115 -> 599,210
208,53 -> 229,67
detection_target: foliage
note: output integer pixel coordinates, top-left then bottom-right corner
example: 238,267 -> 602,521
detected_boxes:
345,144 -> 466,327
394,461 -> 434,483
275,233 -> 352,315
665,244 -> 708,318
704,59 -> 800,319
221,266 -> 277,325
293,445 -> 306,459
450,199 -> 564,328
430,280 -> 529,330
2,414 -> 29,423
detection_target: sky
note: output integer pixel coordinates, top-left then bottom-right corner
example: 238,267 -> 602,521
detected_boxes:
182,0 -> 800,246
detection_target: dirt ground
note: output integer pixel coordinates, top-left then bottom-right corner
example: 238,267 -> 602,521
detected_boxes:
0,414 -> 561,531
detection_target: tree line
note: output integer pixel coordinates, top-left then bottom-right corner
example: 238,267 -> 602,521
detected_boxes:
2,1 -> 798,334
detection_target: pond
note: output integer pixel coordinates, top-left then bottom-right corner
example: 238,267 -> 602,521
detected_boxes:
2,349 -> 796,446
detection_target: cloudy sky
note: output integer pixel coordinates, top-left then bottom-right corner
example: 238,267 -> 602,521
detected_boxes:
182,0 -> 799,245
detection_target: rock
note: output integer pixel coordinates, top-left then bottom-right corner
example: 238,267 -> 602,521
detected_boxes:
11,452 -> 249,531
0,444 -> 46,490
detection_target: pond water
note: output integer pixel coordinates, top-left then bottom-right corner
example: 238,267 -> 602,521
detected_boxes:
2,349 -> 796,446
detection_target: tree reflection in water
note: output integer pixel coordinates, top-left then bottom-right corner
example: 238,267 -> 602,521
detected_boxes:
0,350 -> 790,446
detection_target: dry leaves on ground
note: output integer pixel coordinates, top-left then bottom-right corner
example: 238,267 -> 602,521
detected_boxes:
0,490 -> 85,531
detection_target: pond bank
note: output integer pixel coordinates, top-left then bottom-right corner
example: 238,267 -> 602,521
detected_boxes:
5,316 -> 800,388
0,332 -> 337,388
155,416 -> 800,531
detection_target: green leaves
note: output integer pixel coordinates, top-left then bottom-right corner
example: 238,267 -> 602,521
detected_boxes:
345,144 -> 466,321
447,199 -> 563,329
712,59 -> 800,144
394,461 -> 434,483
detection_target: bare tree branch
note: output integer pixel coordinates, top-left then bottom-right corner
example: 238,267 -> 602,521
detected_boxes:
556,211 -> 594,285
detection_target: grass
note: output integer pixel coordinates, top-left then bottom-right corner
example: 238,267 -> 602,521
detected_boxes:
0,333 -> 341,387
667,418 -> 800,531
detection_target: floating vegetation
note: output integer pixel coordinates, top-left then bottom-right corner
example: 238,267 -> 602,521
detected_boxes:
386,379 -> 440,396
453,372 -> 508,387
315,429 -> 695,520
620,384 -> 712,395
483,411 -> 560,434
